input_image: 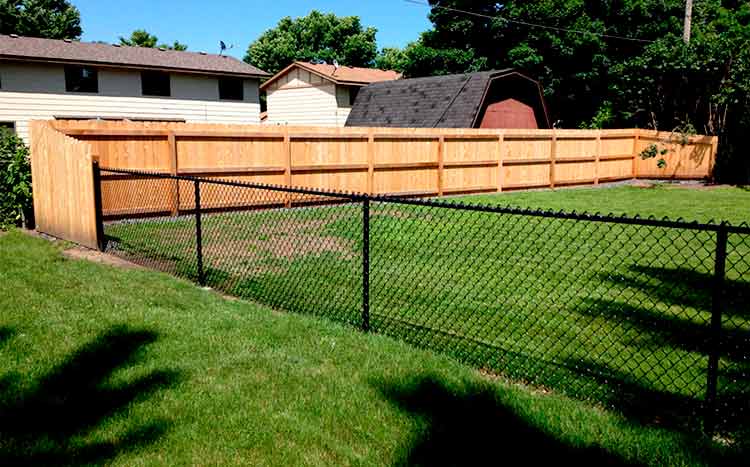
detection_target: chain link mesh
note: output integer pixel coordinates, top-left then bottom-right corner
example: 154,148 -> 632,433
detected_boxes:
99,168 -> 748,437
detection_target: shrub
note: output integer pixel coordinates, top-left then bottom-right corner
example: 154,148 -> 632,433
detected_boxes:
0,129 -> 33,229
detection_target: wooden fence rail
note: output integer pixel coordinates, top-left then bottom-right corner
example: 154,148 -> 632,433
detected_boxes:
31,120 -> 717,237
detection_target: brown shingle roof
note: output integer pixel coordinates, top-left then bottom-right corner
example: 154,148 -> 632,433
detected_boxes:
0,34 -> 269,78
260,61 -> 400,90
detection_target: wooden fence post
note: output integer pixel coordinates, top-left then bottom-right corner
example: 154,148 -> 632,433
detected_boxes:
549,131 -> 557,189
367,129 -> 375,195
594,131 -> 602,185
497,134 -> 504,192
167,131 -> 179,216
437,136 -> 445,196
284,128 -> 292,207
631,129 -> 640,179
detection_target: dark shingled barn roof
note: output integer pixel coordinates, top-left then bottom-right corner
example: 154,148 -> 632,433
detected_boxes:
346,69 -> 525,128
0,34 -> 269,78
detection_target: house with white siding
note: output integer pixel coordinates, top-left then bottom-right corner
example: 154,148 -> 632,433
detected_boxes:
0,34 -> 269,142
261,61 -> 400,127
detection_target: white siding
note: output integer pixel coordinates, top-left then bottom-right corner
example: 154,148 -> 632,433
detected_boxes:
264,67 -> 353,127
266,84 -> 339,126
0,61 -> 261,142
335,86 -> 352,126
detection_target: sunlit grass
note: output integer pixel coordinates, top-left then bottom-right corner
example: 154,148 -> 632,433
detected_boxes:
1,231 -> 745,465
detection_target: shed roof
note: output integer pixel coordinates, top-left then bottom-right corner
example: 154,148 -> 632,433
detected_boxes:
260,61 -> 400,90
345,69 -> 537,128
0,34 -> 269,78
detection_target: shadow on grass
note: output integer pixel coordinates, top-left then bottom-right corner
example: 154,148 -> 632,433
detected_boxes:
375,374 -> 631,466
0,326 -> 14,346
608,265 -> 750,319
567,264 -> 749,439
584,301 -> 748,361
0,325 -> 182,466
562,354 -> 700,429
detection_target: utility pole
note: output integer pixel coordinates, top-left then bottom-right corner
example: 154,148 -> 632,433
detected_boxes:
683,0 -> 693,44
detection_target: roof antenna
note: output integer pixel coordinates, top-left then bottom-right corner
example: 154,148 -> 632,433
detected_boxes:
219,40 -> 234,56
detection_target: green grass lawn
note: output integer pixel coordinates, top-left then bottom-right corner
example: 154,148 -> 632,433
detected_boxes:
0,230 -> 746,465
464,183 -> 750,223
101,183 -> 750,439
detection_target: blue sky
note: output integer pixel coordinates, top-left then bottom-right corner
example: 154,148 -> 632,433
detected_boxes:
76,0 -> 432,60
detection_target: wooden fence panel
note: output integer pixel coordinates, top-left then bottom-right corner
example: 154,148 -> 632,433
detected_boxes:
634,130 -> 716,179
30,121 -> 717,237
30,121 -> 99,248
443,136 -> 498,193
101,177 -> 174,217
291,136 -> 369,193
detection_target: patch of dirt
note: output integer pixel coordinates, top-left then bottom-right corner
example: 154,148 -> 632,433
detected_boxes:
630,180 -> 659,189
203,217 -> 355,271
670,183 -> 734,190
63,246 -> 144,270
630,180 -> 733,190
477,368 -> 554,396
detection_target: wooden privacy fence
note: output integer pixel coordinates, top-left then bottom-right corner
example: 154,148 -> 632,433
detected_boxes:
29,121 -> 100,248
31,120 -> 717,241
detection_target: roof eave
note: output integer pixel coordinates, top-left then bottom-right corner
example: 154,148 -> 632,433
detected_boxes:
0,54 -> 270,79
260,62 -> 336,90
260,61 -> 397,90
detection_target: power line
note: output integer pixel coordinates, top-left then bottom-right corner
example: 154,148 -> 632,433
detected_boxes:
404,0 -> 654,44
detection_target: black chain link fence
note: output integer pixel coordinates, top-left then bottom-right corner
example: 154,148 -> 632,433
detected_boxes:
97,166 -> 749,438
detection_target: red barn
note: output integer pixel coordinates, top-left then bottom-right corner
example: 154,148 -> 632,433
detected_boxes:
345,69 -> 550,129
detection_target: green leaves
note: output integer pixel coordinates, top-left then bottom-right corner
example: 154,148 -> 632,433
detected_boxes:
385,0 -> 748,181
639,144 -> 669,170
244,10 -> 378,75
118,29 -> 188,50
0,0 -> 82,39
0,130 -> 32,229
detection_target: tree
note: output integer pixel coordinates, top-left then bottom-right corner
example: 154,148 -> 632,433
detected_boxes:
119,29 -> 187,50
0,0 -> 82,39
379,42 -> 483,77
167,40 -> 187,51
244,10 -> 377,75
393,0 -> 750,181
609,2 -> 750,182
374,47 -> 409,72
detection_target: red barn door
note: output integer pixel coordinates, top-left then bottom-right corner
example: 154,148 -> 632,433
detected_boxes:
479,98 -> 538,129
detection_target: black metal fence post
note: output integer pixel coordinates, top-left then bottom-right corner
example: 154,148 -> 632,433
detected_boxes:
91,159 -> 105,251
194,179 -> 205,286
362,196 -> 370,332
705,223 -> 728,434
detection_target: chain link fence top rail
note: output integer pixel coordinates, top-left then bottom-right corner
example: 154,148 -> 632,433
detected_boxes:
97,167 -> 749,437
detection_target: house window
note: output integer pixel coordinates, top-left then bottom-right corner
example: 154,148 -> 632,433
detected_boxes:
349,87 -> 360,106
65,65 -> 98,93
0,122 -> 15,134
141,71 -> 171,97
219,77 -> 244,100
